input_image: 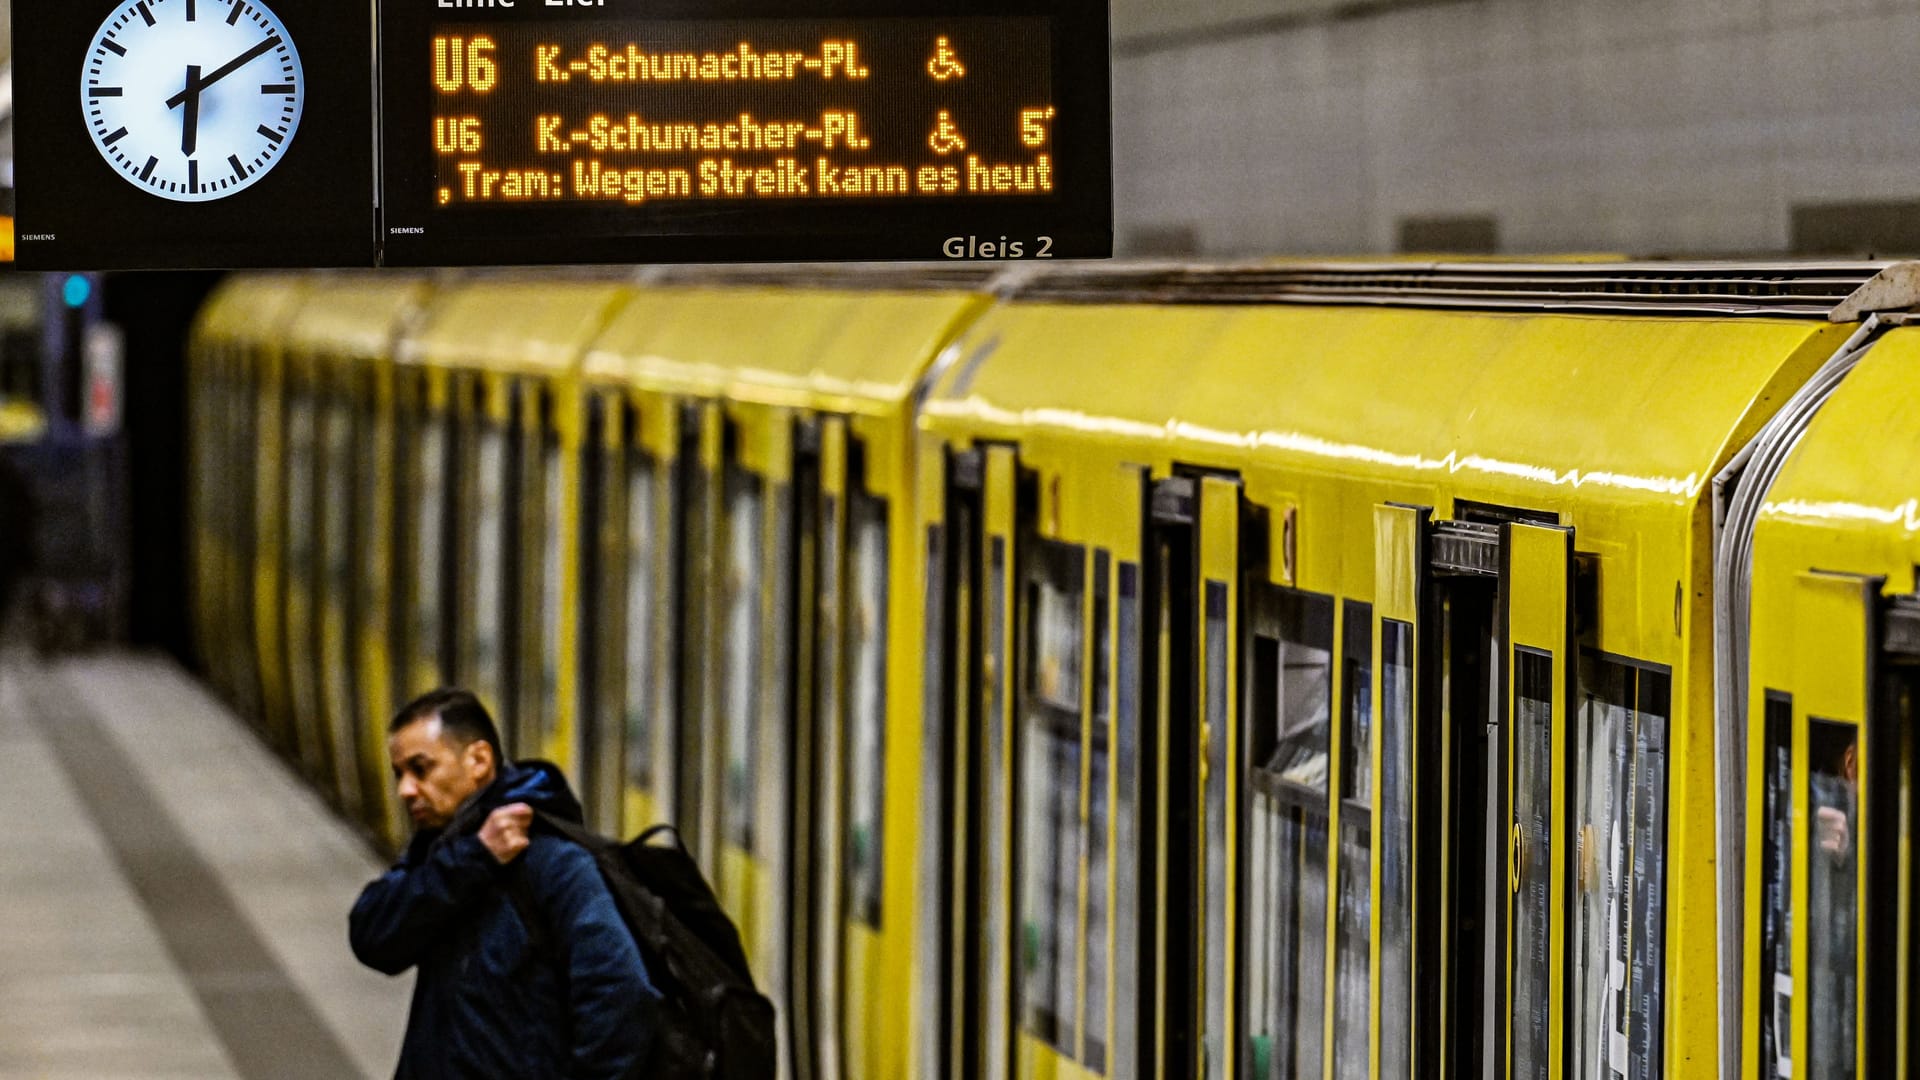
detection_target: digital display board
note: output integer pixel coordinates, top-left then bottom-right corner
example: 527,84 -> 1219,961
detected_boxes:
13,0 -> 376,270
12,0 -> 1109,268
379,0 -> 1111,265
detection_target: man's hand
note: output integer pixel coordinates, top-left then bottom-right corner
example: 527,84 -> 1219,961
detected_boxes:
480,803 -> 534,865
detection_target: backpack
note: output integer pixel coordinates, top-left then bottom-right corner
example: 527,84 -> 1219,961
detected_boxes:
511,812 -> 778,1080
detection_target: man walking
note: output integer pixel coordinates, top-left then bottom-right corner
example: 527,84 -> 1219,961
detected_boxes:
351,689 -> 660,1079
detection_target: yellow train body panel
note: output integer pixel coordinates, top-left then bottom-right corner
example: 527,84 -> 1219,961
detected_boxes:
1745,323 -> 1920,1080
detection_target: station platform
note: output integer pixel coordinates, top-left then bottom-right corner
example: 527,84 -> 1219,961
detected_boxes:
0,651 -> 410,1079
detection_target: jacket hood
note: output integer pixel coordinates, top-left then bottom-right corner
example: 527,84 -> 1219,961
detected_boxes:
484,759 -> 585,824
417,760 -> 585,861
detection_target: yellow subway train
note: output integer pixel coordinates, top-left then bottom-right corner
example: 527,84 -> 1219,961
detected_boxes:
189,262 -> 1919,1080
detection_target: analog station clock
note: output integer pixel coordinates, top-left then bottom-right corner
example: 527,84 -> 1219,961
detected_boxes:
81,0 -> 305,202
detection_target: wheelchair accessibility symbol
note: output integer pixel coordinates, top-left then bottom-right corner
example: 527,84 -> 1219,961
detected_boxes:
928,37 -> 967,80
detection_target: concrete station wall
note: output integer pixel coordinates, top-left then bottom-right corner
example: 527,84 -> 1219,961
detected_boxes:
1111,0 -> 1920,257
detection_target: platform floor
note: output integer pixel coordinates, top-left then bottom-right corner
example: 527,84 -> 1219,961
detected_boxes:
0,651 -> 411,1079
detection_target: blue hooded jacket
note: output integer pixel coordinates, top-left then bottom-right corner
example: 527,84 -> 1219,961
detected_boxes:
350,761 -> 661,1079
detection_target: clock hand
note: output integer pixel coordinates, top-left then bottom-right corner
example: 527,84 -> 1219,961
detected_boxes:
181,65 -> 203,155
164,35 -> 280,108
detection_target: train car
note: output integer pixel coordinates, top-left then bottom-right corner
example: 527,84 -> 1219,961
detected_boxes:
189,274 -> 309,737
580,268 -> 996,1080
1739,318 -> 1920,1080
912,263 -> 1884,1080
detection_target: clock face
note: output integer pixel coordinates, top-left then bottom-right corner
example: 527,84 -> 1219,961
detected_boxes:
81,0 -> 305,203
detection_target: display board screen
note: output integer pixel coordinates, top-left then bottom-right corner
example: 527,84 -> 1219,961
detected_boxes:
380,0 -> 1111,265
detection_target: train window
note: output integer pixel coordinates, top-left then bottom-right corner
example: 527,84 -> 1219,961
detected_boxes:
1203,580 -> 1232,1078
1111,561 -> 1143,1080
845,491 -> 889,927
623,445 -> 657,798
1807,719 -> 1860,1080
413,396 -> 449,685
984,534 -> 1012,1070
1570,656 -> 1672,1080
1513,649 -> 1554,1080
1379,620 -> 1414,1080
1758,693 -> 1794,1080
722,469 -> 764,852
541,423 -> 564,745
473,410 -> 508,715
1083,550 -> 1112,1073
1333,602 -> 1373,1076
286,382 -> 315,593
1019,539 -> 1084,1051
1244,587 -> 1333,1080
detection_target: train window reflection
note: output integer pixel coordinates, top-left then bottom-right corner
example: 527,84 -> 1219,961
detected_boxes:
1571,657 -> 1671,1080
1513,649 -> 1554,1080
1083,550 -> 1112,1073
1111,562 -> 1142,1080
1019,539 -> 1084,1052
1807,719 -> 1860,1080
1758,693 -> 1794,1080
622,447 -> 656,798
472,418 -> 507,717
1378,620 -> 1413,1080
1333,602 -> 1373,1077
722,470 -> 763,851
1244,587 -> 1333,1080
845,492 -> 889,927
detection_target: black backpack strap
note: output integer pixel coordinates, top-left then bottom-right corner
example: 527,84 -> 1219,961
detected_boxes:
636,824 -> 687,851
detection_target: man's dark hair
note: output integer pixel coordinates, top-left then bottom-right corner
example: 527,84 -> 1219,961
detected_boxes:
391,688 -> 506,766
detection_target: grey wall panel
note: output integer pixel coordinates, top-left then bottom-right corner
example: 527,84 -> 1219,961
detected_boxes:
1112,0 -> 1920,256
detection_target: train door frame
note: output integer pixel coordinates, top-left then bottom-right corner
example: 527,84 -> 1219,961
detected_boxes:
282,347 -> 330,784
357,347 -> 407,851
1368,504 -> 1579,1080
939,443 -> 1031,1080
315,351 -> 364,816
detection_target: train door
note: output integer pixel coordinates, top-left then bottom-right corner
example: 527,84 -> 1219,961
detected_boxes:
397,367 -> 454,702
1375,506 -> 1575,1080
317,363 -> 364,816
518,380 -> 554,759
938,444 -> 1029,1080
935,460 -> 1224,1080
678,400 -> 723,868
1752,574 -> 1915,1080
460,374 -> 514,743
1881,597 -> 1919,1080
284,358 -> 326,779
1190,476 -> 1246,1080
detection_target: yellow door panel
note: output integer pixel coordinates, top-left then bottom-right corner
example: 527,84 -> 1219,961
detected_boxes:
1505,522 -> 1573,1080
1370,504 -> 1428,1080
1788,572 -> 1874,1080
1197,477 -> 1242,1080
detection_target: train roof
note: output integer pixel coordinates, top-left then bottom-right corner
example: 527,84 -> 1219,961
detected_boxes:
1756,322 -> 1920,597
404,279 -> 631,374
587,282 -> 990,414
923,300 -> 1857,516
283,276 -> 433,361
193,274 -> 310,347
